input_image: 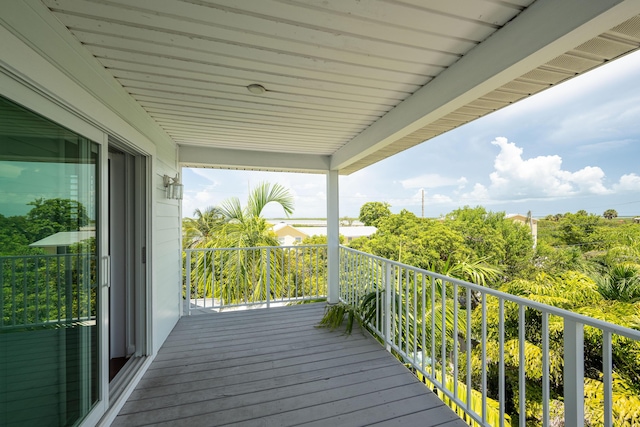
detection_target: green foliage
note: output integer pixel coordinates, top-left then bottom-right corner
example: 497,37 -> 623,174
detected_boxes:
603,209 -> 618,220
191,182 -> 290,245
415,368 -> 511,427
584,375 -> 640,426
358,201 -> 391,227
436,256 -> 501,287
594,263 -> 640,303
25,198 -> 90,242
301,234 -> 344,245
2,198 -> 97,325
0,214 -> 31,256
603,245 -> 640,267
182,206 -> 225,249
469,264 -> 640,426
553,211 -> 604,249
245,181 -> 295,218
317,302 -> 359,334
533,241 -> 593,275
446,206 -> 507,260
352,204 -> 534,285
184,182 -> 299,304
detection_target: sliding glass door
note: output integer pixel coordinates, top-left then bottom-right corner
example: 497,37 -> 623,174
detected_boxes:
0,95 -> 100,426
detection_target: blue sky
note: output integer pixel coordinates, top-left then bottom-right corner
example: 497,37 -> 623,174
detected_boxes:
182,51 -> 640,219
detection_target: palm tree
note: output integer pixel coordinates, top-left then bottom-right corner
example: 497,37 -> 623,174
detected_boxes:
189,182 -> 295,303
594,263 -> 640,303
215,182 -> 293,248
182,206 -> 225,249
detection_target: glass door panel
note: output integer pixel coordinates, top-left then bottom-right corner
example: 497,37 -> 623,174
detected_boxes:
0,96 -> 99,426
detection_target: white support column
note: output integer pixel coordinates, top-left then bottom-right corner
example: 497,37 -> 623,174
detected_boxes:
564,319 -> 585,427
327,170 -> 339,304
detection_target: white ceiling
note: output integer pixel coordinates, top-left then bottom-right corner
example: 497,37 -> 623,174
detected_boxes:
41,0 -> 640,174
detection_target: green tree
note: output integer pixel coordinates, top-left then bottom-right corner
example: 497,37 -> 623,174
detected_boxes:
302,234 -> 344,245
216,182 -> 294,248
188,182 -> 295,302
353,209 -> 472,270
25,198 -> 90,242
603,209 -> 618,220
182,206 -> 225,249
0,214 -> 30,255
445,206 -> 534,281
358,201 -> 391,227
340,216 -> 354,226
466,270 -> 640,426
351,207 -> 504,286
594,263 -> 640,303
555,211 -> 603,249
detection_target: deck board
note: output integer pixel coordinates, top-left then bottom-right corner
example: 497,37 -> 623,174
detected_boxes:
113,303 -> 468,427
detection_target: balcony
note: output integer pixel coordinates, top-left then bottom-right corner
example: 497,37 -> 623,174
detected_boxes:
112,303 -> 467,426
113,245 -> 640,426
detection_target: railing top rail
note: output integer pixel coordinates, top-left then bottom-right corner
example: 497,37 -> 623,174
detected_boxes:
184,244 -> 327,253
340,245 -> 640,341
0,253 -> 93,260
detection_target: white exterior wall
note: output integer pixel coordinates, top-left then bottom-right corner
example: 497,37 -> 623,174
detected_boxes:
0,4 -> 182,422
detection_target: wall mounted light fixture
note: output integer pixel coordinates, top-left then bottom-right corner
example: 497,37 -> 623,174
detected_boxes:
163,174 -> 183,200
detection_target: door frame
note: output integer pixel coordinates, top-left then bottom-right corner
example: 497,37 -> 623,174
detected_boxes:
107,139 -> 151,385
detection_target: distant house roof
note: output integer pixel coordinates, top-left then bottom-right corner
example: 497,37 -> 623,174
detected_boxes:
29,230 -> 95,248
506,214 -> 538,224
271,223 -> 309,239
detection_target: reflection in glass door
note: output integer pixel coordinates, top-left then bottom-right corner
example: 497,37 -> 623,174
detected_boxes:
0,96 -> 99,426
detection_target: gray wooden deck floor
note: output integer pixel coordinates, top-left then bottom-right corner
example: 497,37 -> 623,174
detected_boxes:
113,303 -> 468,427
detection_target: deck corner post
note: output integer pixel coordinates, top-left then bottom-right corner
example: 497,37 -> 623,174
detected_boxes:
384,262 -> 392,351
185,250 -> 191,316
266,247 -> 271,309
327,170 -> 340,304
564,318 -> 585,427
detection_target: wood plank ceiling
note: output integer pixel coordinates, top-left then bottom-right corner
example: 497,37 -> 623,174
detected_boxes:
43,0 -> 640,174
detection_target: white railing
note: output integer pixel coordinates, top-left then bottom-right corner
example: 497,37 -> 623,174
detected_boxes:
339,246 -> 640,427
1,253 -> 96,328
184,245 -> 328,313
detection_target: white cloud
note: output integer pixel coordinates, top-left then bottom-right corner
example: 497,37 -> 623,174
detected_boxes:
566,166 -> 611,195
614,173 -> 640,191
431,193 -> 453,204
0,164 -> 23,179
461,183 -> 490,203
182,185 -> 219,218
399,173 -> 466,189
462,137 -> 614,202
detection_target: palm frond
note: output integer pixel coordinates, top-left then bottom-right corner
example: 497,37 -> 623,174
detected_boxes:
247,182 -> 294,217
218,197 -> 244,222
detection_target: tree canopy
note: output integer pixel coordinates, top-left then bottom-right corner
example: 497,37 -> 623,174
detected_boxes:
351,205 -> 534,286
604,209 -> 618,219
26,198 -> 90,242
358,201 -> 391,227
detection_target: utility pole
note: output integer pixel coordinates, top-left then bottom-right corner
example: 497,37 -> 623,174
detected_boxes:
421,189 -> 424,218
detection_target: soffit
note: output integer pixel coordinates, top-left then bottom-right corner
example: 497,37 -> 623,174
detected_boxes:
340,14 -> 640,174
41,0 -> 640,174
